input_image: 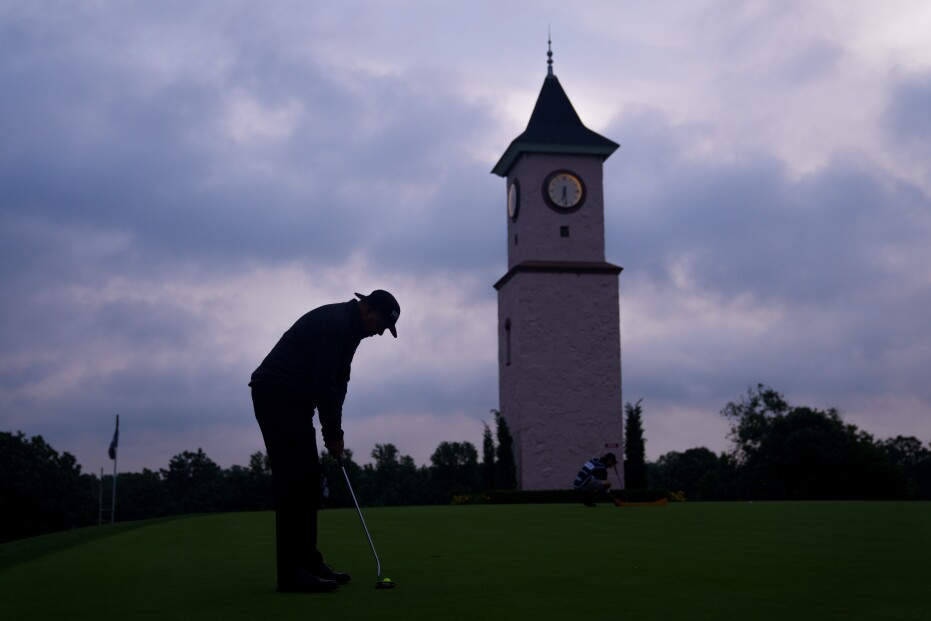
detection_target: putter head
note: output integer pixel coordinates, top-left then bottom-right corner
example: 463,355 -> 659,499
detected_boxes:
376,577 -> 396,589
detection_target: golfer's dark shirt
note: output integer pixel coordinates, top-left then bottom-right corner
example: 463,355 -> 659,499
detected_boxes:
573,458 -> 609,488
250,299 -> 364,443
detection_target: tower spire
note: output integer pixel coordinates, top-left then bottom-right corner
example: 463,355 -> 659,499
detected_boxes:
547,28 -> 554,76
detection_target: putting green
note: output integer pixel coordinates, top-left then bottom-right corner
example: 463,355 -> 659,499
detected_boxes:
2,502 -> 929,620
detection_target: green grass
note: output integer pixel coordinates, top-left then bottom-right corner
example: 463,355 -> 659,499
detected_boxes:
2,502 -> 929,620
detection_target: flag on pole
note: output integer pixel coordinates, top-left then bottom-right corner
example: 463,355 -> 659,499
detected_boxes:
108,415 -> 119,460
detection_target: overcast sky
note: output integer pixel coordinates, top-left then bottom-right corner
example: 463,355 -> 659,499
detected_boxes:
3,1 -> 930,477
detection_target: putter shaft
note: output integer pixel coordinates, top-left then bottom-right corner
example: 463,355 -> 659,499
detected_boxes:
340,463 -> 382,580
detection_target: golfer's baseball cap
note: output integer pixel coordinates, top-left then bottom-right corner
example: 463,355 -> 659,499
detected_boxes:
355,290 -> 401,337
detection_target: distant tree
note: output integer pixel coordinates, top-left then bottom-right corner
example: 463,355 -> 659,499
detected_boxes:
113,468 -> 171,520
395,454 -> 432,505
879,436 -> 931,500
223,465 -> 258,511
696,452 -> 741,500
430,441 -> 480,499
359,443 -> 429,506
492,410 -> 517,490
245,450 -> 273,510
481,422 -> 496,490
722,384 -> 790,466
0,431 -> 96,541
248,450 -> 271,477
160,448 -> 224,513
320,448 -> 363,508
624,399 -> 647,489
648,447 -> 722,500
359,444 -> 399,506
722,385 -> 907,500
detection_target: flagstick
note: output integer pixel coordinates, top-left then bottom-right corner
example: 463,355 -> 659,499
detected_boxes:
111,414 -> 119,524
98,467 -> 104,526
111,451 -> 117,524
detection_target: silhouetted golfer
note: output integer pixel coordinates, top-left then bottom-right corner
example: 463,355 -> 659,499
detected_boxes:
250,290 -> 400,593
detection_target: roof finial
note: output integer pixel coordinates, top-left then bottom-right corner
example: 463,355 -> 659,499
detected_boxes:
547,27 -> 554,77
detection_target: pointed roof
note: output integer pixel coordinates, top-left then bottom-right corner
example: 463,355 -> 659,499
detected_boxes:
492,60 -> 619,177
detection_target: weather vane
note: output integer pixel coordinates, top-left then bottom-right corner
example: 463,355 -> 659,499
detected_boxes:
547,26 -> 554,76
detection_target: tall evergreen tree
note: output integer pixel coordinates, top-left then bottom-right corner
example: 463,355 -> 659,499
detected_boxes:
624,399 -> 647,489
492,410 -> 517,490
481,422 -> 496,490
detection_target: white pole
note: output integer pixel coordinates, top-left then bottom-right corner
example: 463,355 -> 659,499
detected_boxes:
98,467 -> 104,526
111,453 -> 117,524
111,414 -> 118,524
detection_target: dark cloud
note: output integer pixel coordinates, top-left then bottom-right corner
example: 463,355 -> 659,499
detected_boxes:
1,4 -> 504,279
885,71 -> 931,162
608,107 -> 929,302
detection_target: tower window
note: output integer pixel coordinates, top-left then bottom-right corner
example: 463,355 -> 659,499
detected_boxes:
514,234 -> 518,246
505,318 -> 512,366
560,226 -> 570,238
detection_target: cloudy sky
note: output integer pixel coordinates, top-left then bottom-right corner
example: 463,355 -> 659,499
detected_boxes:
3,1 -> 930,477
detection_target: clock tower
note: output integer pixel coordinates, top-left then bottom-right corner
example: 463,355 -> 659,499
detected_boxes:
492,45 -> 624,490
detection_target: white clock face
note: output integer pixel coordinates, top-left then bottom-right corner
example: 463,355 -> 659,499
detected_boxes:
507,181 -> 520,220
544,171 -> 585,210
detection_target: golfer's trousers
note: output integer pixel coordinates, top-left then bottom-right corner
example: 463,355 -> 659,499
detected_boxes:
251,383 -> 324,584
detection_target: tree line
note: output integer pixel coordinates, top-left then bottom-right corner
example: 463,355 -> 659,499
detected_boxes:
624,385 -> 931,501
0,411 -> 516,543
4,386 -> 930,543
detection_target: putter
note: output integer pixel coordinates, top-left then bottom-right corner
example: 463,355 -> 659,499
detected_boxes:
338,457 -> 396,589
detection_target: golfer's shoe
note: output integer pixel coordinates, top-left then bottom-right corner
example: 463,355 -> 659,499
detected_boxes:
312,563 -> 352,585
278,569 -> 338,593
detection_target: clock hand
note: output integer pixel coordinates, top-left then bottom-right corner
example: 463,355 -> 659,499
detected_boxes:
561,186 -> 568,205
